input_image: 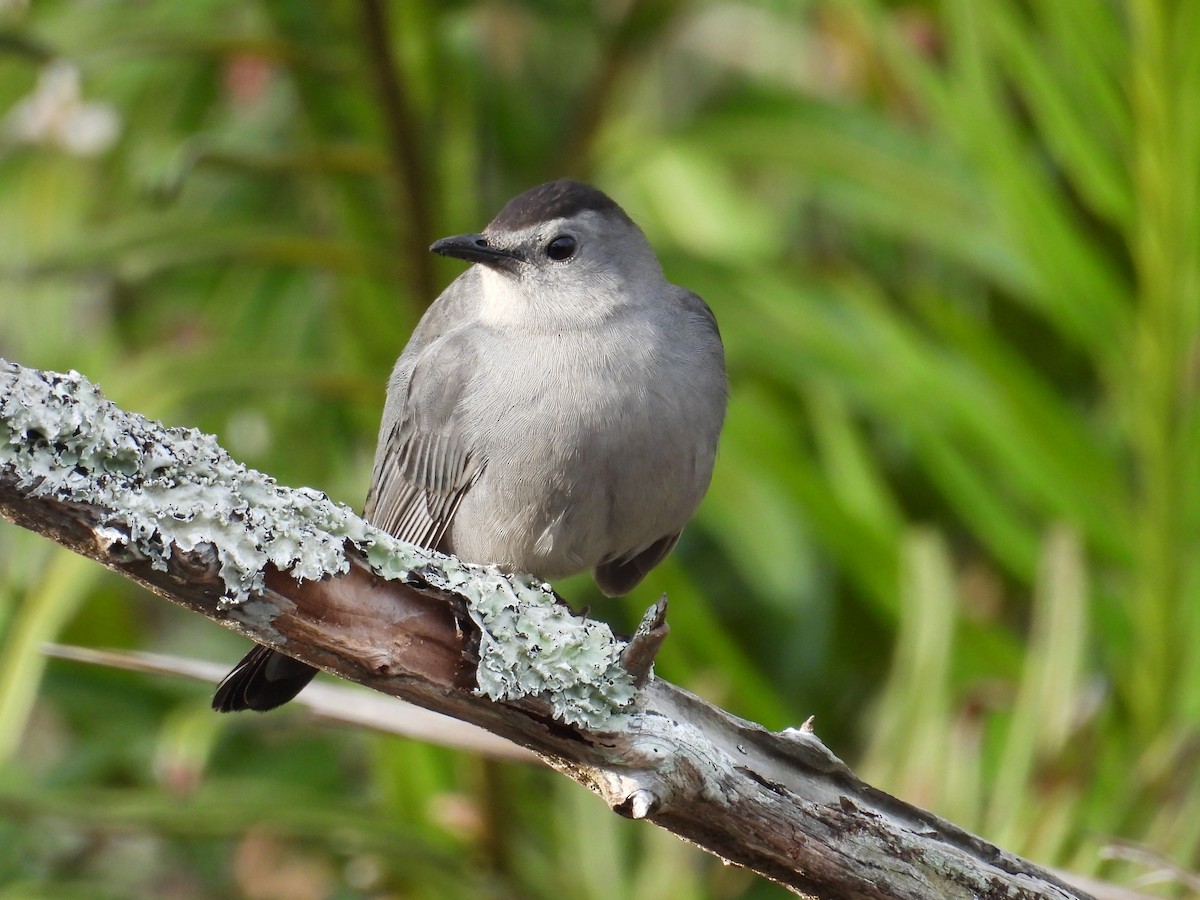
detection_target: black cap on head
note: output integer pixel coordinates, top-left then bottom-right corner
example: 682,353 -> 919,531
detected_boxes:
488,179 -> 633,232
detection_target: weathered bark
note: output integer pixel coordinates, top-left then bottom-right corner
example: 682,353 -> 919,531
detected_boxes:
0,359 -> 1093,900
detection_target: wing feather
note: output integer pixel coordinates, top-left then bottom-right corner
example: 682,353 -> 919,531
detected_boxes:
362,321 -> 485,551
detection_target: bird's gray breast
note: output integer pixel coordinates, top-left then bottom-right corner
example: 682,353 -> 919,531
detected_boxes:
445,311 -> 720,581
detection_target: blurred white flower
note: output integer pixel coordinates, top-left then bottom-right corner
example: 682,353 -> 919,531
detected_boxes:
4,60 -> 120,156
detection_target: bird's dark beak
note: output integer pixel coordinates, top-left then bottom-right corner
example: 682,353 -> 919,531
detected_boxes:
430,233 -> 522,271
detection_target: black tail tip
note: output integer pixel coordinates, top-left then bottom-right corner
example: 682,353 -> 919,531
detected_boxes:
212,645 -> 319,713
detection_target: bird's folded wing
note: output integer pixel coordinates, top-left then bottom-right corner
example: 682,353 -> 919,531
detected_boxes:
363,328 -> 485,549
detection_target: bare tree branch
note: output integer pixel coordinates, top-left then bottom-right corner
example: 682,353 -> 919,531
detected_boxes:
41,643 -> 537,761
0,359 -> 1094,900
359,0 -> 436,303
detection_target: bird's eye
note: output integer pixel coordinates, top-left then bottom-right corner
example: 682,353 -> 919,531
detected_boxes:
546,235 -> 577,261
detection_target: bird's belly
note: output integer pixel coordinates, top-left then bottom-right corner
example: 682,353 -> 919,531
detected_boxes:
446,365 -> 710,580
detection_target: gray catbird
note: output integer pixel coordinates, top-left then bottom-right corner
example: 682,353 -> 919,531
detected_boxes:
214,179 -> 727,712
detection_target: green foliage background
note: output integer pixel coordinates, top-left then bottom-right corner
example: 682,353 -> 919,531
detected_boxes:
2,1 -> 1200,896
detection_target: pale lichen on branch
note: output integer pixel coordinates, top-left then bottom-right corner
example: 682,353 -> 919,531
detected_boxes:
0,363 -> 369,603
0,360 -> 638,728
